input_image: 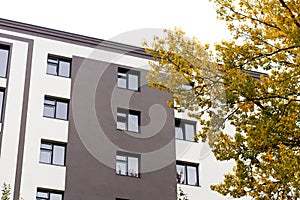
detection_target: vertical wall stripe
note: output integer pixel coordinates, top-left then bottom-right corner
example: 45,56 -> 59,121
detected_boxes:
0,33 -> 35,200
13,38 -> 33,200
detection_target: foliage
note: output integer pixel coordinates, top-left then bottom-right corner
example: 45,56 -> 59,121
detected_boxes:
1,183 -> 11,200
143,0 -> 300,198
177,187 -> 189,200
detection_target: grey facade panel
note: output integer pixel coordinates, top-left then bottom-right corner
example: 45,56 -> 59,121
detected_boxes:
65,57 -> 177,200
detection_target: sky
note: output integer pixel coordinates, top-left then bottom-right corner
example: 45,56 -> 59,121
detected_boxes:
0,0 -> 231,47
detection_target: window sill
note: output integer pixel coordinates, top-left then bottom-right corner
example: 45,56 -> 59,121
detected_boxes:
46,73 -> 71,79
43,115 -> 69,121
39,162 -> 66,167
116,173 -> 140,178
116,128 -> 140,134
177,183 -> 201,187
175,138 -> 198,143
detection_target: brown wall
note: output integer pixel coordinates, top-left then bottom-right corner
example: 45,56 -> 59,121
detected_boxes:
64,56 -> 177,200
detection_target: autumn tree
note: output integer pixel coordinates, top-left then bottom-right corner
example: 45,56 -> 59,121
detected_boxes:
177,187 -> 188,200
143,0 -> 300,199
1,183 -> 11,200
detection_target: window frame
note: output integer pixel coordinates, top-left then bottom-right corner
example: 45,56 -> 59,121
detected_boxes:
117,108 -> 140,133
0,43 -> 11,78
43,96 -> 69,120
175,118 -> 197,142
116,151 -> 140,178
46,55 -> 71,78
117,67 -> 140,91
0,89 -> 5,123
36,188 -> 64,200
39,140 -> 66,166
176,161 -> 199,186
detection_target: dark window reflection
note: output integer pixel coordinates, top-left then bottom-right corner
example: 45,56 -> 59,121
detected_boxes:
47,56 -> 71,78
39,142 -> 66,166
0,90 -> 5,122
117,108 -> 140,133
176,162 -> 199,186
116,152 -> 139,177
0,45 -> 10,78
175,119 -> 196,142
117,68 -> 139,91
43,97 -> 69,120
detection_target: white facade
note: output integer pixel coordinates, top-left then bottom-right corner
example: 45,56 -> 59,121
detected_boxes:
0,37 -> 28,195
0,19 -> 244,200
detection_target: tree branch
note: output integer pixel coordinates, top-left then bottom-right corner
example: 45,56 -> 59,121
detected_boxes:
215,0 -> 282,31
279,0 -> 300,28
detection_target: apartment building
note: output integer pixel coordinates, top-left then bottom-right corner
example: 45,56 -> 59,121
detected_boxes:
0,18 -> 237,200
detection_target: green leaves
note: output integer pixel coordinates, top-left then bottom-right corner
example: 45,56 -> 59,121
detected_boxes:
1,183 -> 11,200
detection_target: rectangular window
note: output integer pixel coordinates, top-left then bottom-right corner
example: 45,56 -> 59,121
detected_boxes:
36,189 -> 63,200
43,97 -> 69,120
116,151 -> 140,178
0,44 -> 10,78
0,89 -> 5,122
39,141 -> 66,166
175,119 -> 196,141
176,161 -> 199,186
47,56 -> 71,78
117,108 -> 140,132
117,67 -> 140,91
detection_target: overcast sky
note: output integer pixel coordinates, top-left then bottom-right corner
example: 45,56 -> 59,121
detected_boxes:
0,0 -> 230,47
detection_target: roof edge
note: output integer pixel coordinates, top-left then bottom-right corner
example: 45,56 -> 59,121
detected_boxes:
0,18 -> 152,59
0,18 -> 267,78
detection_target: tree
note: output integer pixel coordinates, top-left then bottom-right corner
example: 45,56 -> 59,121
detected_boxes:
1,183 -> 11,200
143,0 -> 300,198
177,187 -> 188,200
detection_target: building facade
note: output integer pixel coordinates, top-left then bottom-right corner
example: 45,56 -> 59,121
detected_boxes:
0,18 -> 238,200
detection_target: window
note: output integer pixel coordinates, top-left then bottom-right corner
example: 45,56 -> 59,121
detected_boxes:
0,44 -> 10,78
117,67 -> 139,91
0,90 -> 5,122
43,97 -> 69,120
175,119 -> 196,141
36,189 -> 63,200
116,151 -> 140,177
117,108 -> 140,132
176,162 -> 199,186
47,56 -> 71,78
39,141 -> 66,166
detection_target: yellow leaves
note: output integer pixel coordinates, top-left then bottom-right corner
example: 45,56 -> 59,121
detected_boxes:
175,27 -> 185,35
166,100 -> 174,108
237,101 -> 254,112
206,0 -> 300,198
266,149 -> 273,162
204,43 -> 210,50
144,2 -> 300,196
213,0 -> 300,72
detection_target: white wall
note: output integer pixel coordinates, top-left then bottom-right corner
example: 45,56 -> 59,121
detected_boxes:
0,37 -> 28,199
175,110 -> 251,200
0,28 -> 250,200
